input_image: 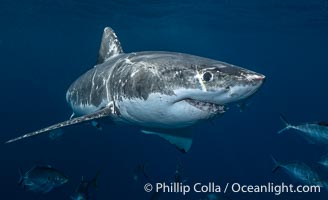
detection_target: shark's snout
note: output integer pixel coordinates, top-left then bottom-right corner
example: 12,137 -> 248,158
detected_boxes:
201,69 -> 265,105
255,74 -> 266,81
226,71 -> 265,103
255,74 -> 266,88
246,73 -> 265,82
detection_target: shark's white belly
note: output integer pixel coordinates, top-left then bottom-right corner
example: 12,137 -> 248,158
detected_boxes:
114,92 -> 214,129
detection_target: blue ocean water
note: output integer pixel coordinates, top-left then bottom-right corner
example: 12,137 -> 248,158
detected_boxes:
1,0 -> 328,199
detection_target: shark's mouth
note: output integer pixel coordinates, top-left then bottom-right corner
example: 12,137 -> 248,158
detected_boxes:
183,98 -> 226,114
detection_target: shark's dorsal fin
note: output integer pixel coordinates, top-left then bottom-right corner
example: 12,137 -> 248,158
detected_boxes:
6,106 -> 114,144
97,27 -> 123,64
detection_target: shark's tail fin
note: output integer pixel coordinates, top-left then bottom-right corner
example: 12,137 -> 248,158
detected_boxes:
271,155 -> 281,173
277,114 -> 293,134
18,168 -> 24,185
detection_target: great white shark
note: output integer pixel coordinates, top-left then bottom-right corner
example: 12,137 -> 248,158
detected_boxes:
6,27 -> 265,152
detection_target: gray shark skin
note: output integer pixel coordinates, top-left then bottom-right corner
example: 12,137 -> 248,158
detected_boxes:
6,27 -> 265,152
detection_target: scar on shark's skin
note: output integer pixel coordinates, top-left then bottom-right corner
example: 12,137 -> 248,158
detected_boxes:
6,27 -> 265,152
195,69 -> 207,92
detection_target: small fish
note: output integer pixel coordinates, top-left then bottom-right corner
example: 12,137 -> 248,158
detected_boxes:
277,114 -> 328,144
133,163 -> 149,182
71,171 -> 100,200
174,162 -> 183,183
318,154 -> 328,168
271,156 -> 325,187
48,129 -> 64,141
18,165 -> 68,193
91,121 -> 102,131
174,161 -> 187,183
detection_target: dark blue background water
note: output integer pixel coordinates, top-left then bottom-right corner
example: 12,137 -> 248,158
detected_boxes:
1,0 -> 328,199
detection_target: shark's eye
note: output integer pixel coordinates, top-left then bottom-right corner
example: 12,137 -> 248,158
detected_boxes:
202,72 -> 213,82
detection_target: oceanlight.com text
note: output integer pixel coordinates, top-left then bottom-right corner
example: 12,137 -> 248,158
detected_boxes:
143,182 -> 321,196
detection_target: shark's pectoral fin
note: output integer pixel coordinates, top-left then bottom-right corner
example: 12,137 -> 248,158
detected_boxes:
141,128 -> 193,153
97,27 -> 123,64
6,106 -> 113,144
